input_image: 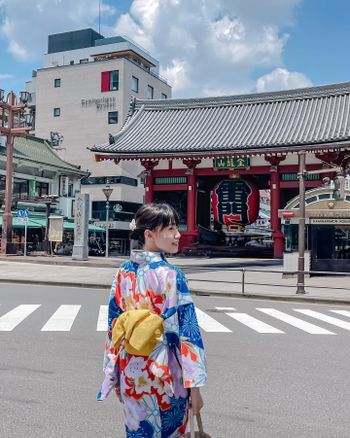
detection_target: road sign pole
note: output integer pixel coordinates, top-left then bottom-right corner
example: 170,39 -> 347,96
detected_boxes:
24,220 -> 27,257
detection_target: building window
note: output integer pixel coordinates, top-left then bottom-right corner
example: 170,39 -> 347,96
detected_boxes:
147,85 -> 154,99
131,76 -> 139,93
53,107 -> 61,117
81,176 -> 137,186
91,200 -> 141,221
79,58 -> 89,64
54,78 -> 61,88
161,93 -> 167,99
35,181 -> 49,197
108,111 -> 118,124
101,70 -> 119,92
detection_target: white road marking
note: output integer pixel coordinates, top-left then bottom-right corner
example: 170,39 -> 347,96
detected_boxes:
215,307 -> 236,311
97,305 -> 108,332
41,305 -> 81,331
226,313 -> 284,333
0,304 -> 41,331
257,308 -> 336,335
294,309 -> 350,331
330,310 -> 350,318
195,307 -> 232,332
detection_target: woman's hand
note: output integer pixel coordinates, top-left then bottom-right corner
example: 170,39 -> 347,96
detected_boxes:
190,387 -> 204,415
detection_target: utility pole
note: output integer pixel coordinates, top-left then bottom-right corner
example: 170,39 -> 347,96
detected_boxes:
296,152 -> 306,294
0,90 -> 31,255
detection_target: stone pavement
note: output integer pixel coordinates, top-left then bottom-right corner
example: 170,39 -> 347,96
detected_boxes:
0,255 -> 349,305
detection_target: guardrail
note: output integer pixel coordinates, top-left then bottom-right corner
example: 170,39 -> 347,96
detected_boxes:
185,267 -> 350,295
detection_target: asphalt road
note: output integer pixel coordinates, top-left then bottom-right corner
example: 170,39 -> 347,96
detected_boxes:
1,283 -> 350,437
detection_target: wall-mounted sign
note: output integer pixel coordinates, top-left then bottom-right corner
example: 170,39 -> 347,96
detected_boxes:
81,97 -> 116,112
310,218 -> 350,225
213,157 -> 250,170
212,179 -> 259,227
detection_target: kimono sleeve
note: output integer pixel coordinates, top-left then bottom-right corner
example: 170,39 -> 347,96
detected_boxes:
176,268 -> 207,388
97,268 -> 124,401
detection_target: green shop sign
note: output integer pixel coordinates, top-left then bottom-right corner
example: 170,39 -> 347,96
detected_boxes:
213,157 -> 250,170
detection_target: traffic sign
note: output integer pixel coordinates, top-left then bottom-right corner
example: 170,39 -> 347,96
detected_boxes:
18,209 -> 29,222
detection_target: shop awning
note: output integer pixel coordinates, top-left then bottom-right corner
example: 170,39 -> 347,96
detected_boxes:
0,217 -> 105,232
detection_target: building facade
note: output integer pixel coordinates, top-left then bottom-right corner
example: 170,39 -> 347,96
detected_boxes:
0,135 -> 92,254
91,82 -> 350,268
26,28 -> 171,252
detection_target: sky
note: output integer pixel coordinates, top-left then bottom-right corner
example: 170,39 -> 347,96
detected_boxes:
0,0 -> 350,98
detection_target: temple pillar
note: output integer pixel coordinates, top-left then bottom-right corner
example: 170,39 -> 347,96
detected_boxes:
141,160 -> 159,203
181,159 -> 201,248
266,156 -> 285,259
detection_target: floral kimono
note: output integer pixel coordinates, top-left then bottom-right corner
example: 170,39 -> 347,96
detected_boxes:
98,250 -> 207,437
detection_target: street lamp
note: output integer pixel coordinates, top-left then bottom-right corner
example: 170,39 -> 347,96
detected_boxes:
102,185 -> 113,257
0,90 -> 32,255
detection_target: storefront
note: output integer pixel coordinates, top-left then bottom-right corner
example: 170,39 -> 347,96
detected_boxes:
280,185 -> 350,273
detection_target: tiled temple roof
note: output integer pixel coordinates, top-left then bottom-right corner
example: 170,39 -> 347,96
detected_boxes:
1,136 -> 87,174
91,82 -> 350,160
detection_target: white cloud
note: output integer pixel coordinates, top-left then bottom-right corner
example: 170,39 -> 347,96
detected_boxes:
0,0 -> 308,97
0,73 -> 12,79
113,0 -> 304,97
0,0 -> 117,61
160,59 -> 190,91
256,67 -> 312,92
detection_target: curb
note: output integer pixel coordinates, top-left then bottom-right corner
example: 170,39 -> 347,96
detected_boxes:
0,258 -> 122,269
0,278 -> 109,290
1,278 -> 350,305
192,289 -> 350,306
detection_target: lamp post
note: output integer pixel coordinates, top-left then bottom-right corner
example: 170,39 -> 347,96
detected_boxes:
102,185 -> 113,257
0,90 -> 32,255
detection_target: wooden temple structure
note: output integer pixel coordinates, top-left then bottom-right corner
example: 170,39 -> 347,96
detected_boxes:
91,82 -> 350,259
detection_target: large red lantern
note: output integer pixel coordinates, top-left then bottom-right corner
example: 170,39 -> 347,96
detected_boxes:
212,179 -> 259,227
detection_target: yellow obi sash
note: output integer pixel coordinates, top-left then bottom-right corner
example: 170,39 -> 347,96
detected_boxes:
112,309 -> 164,357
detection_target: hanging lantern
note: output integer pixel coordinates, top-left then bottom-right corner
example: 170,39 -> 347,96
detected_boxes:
212,179 -> 259,227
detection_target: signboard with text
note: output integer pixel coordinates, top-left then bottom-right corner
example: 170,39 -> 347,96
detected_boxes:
213,157 -> 250,170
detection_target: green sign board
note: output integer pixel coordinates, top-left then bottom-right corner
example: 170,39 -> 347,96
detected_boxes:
213,157 -> 250,170
28,179 -> 36,198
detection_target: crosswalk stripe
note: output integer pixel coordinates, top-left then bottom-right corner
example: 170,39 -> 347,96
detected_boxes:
294,309 -> 350,331
257,308 -> 336,335
226,313 -> 284,333
330,310 -> 350,318
195,308 -> 232,333
97,305 -> 108,332
215,307 -> 236,311
0,304 -> 41,331
41,305 -> 81,331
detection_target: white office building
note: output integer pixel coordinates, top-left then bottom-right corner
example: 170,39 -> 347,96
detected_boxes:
26,28 -> 171,253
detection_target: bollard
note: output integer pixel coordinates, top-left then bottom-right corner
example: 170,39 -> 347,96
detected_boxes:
241,268 -> 245,295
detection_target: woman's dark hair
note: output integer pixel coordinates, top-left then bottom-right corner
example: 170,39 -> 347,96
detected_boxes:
130,203 -> 179,248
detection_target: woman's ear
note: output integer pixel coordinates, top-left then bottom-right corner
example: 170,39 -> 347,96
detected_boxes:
144,229 -> 153,241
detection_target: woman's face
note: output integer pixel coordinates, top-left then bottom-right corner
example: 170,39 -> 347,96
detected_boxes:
144,223 -> 181,254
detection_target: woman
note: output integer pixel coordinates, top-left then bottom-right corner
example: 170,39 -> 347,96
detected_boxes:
98,203 -> 207,437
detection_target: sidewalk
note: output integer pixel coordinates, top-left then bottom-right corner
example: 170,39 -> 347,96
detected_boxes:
0,255 -> 349,305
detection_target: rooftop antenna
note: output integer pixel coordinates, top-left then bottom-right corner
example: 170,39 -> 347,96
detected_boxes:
98,0 -> 101,34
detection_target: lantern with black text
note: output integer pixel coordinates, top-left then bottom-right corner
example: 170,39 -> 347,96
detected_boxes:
212,179 -> 259,227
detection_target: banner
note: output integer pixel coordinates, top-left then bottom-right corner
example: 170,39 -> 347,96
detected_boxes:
49,216 -> 64,242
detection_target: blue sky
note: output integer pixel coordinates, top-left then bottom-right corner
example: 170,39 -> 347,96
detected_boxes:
0,0 -> 349,98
